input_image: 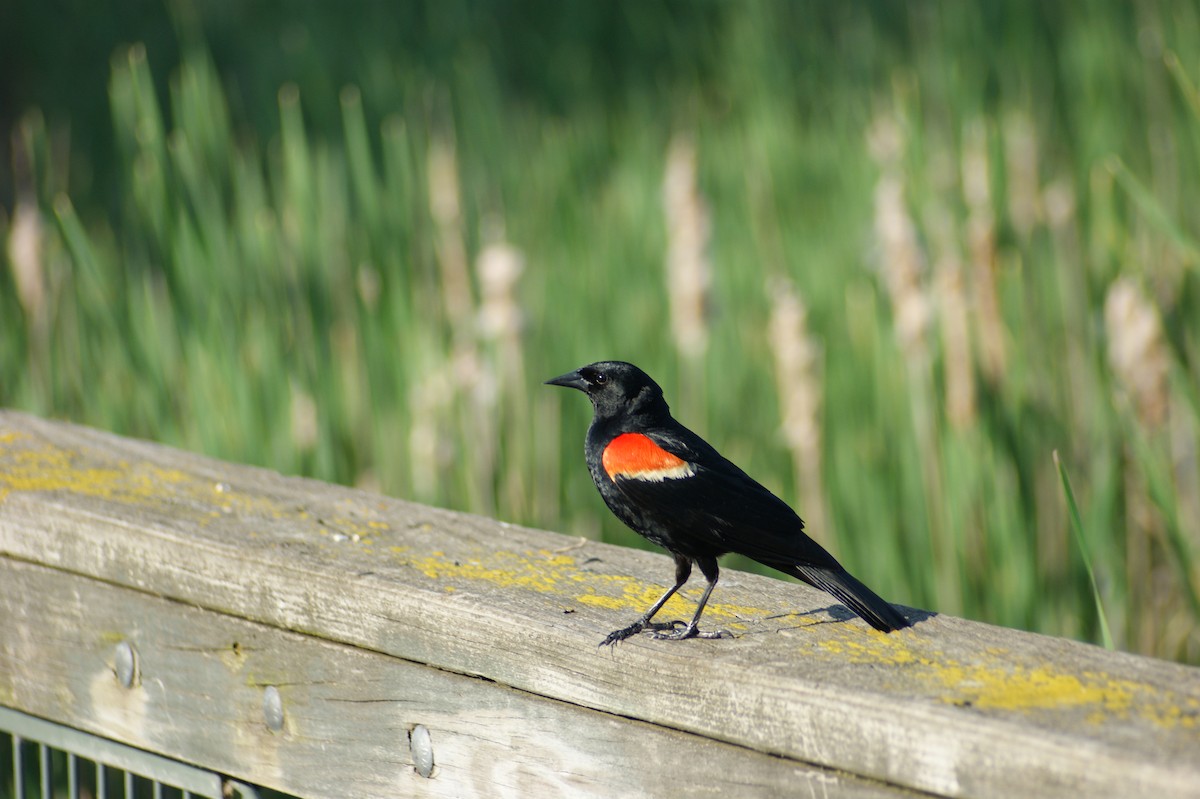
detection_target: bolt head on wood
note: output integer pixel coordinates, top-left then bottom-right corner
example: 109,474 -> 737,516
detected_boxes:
114,641 -> 138,688
409,724 -> 434,778
263,686 -> 284,732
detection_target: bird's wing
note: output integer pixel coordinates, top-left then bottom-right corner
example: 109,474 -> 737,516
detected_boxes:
606,428 -> 841,570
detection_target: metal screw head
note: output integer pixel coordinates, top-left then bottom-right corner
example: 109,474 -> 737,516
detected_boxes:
263,686 -> 284,732
114,641 -> 138,688
409,725 -> 434,778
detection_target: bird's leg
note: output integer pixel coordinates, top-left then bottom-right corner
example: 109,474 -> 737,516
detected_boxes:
600,555 -> 692,646
651,556 -> 732,641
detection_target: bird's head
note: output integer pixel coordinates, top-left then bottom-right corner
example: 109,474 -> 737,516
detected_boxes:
545,361 -> 667,419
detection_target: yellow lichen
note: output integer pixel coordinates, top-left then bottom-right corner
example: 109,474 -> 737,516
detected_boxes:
0,435 -> 292,523
398,547 -> 762,626
816,633 -> 1197,728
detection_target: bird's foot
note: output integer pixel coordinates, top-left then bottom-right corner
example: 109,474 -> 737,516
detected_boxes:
599,619 -> 680,647
650,622 -> 732,641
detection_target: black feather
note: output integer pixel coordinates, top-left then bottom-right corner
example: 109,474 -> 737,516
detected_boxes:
791,565 -> 909,632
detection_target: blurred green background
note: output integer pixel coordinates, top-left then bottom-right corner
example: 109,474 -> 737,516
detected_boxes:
2,0 -> 1198,663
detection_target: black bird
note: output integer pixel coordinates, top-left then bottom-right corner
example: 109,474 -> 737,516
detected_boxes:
547,360 -> 909,644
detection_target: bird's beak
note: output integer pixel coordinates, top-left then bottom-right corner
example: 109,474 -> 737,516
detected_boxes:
545,369 -> 587,391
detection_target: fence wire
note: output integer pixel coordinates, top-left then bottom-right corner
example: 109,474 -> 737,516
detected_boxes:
0,707 -> 279,799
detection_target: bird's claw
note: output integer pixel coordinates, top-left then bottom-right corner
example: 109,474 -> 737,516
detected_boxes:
650,622 -> 696,641
649,623 -> 732,641
599,619 -> 682,646
597,618 -> 733,643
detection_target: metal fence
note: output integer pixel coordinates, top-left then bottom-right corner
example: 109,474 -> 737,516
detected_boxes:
0,708 -> 285,799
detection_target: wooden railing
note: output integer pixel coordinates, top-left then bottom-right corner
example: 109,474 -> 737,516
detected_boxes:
1,410 -> 1198,798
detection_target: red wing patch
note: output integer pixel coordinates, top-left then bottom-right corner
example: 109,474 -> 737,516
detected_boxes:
602,433 -> 696,482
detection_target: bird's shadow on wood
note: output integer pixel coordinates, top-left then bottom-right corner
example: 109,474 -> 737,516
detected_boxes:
762,604 -> 937,630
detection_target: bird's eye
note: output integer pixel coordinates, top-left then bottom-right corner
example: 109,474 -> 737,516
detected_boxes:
592,372 -> 608,385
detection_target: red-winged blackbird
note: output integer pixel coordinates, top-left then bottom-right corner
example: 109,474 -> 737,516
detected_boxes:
548,360 -> 909,645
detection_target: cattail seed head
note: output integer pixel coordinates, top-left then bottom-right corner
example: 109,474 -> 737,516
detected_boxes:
663,134 -> 712,360
1104,277 -> 1169,429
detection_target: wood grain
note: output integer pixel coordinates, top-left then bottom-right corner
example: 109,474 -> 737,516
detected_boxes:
1,410 -> 1198,798
0,558 -> 905,798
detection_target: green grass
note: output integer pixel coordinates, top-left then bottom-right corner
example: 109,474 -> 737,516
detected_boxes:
1054,449 -> 1114,650
2,1 -> 1199,663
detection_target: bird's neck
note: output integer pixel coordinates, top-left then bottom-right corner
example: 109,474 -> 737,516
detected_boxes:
588,402 -> 671,442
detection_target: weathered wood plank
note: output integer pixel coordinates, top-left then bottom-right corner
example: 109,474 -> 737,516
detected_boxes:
0,557 -> 905,798
1,411 -> 1199,798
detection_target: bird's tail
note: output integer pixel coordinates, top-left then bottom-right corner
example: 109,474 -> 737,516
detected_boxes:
792,565 -> 909,632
